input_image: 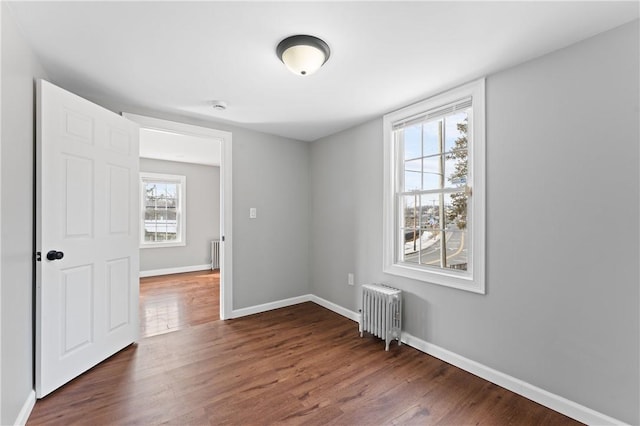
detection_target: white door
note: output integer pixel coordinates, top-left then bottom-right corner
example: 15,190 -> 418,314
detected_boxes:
35,80 -> 140,398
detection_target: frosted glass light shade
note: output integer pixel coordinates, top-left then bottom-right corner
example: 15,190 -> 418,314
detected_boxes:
281,45 -> 326,76
276,35 -> 330,76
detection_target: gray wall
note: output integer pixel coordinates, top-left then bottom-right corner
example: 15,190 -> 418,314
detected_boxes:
310,21 -> 639,424
230,127 -> 311,308
97,106 -> 312,310
0,3 -> 48,424
139,158 -> 220,272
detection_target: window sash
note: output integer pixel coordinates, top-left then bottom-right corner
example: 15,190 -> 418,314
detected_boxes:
382,78 -> 485,294
394,107 -> 471,275
140,173 -> 186,248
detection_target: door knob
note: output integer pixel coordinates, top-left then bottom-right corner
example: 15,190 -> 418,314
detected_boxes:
46,250 -> 64,261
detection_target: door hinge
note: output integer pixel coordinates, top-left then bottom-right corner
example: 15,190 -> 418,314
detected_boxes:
221,236 -> 225,242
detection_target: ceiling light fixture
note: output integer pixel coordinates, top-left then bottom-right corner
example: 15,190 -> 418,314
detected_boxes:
276,35 -> 330,76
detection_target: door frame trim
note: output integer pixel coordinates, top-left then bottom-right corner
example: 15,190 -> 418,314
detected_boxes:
122,113 -> 233,320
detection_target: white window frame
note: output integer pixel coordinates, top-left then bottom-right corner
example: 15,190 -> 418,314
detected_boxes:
140,172 -> 186,248
383,78 -> 486,294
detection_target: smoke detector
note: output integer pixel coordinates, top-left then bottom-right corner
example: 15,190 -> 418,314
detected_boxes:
211,100 -> 227,111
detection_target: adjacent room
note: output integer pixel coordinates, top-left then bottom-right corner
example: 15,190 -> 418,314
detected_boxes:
137,126 -> 222,337
1,2 -> 638,425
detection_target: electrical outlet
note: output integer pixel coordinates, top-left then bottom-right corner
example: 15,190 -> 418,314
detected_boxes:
348,273 -> 354,286
249,207 -> 257,219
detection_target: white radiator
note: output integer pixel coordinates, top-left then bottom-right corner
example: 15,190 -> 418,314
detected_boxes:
360,284 -> 402,351
211,239 -> 220,270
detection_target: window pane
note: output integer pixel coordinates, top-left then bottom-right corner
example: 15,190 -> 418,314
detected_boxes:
157,220 -> 168,234
403,240 -> 420,265
420,193 -> 440,230
403,194 -> 441,266
416,229 -> 466,270
445,191 -> 468,231
418,231 -> 443,266
404,171 -> 421,192
165,184 -> 177,197
403,126 -> 421,160
155,183 -> 167,195
401,195 -> 417,229
445,230 -> 468,271
144,208 -> 153,219
422,155 -> 443,190
444,111 -> 468,153
405,158 -> 421,172
402,197 -> 422,262
422,120 -> 441,156
445,149 -> 467,188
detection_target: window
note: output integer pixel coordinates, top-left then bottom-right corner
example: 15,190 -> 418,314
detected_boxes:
383,79 -> 485,293
140,172 -> 186,248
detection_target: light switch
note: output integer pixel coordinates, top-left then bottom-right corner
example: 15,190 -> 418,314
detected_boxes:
249,207 -> 257,219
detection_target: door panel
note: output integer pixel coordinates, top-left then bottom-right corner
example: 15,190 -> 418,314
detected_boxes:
106,257 -> 131,331
107,165 -> 131,234
36,80 -> 139,398
60,265 -> 94,354
64,155 -> 94,237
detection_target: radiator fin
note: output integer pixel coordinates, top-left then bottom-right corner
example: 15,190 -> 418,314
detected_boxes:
211,239 -> 220,270
360,284 -> 402,351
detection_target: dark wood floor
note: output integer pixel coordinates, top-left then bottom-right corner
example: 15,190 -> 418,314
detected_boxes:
28,272 -> 580,425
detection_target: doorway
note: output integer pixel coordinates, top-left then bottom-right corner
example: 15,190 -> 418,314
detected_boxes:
123,113 -> 233,320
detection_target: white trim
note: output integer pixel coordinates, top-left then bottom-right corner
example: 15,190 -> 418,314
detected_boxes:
383,78 -> 486,294
229,293 -> 362,322
139,264 -> 211,278
13,390 -> 35,426
309,294 -> 360,322
401,332 -> 627,426
122,113 -> 233,320
219,131 -> 232,319
0,3 -> 3,420
231,294 -> 312,318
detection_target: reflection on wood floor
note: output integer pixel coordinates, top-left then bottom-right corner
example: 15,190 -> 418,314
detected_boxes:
139,269 -> 219,338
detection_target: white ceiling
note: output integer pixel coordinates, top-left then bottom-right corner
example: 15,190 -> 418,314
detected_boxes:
139,128 -> 221,166
7,1 -> 639,142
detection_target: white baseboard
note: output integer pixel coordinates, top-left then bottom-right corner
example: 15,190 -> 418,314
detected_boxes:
310,294 -> 360,323
232,293 -> 362,323
13,390 -> 35,426
231,294 -> 312,318
400,333 -> 627,426
139,264 -> 211,278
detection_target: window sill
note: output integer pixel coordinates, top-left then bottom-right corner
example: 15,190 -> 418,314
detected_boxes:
140,242 -> 186,249
384,262 -> 485,294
